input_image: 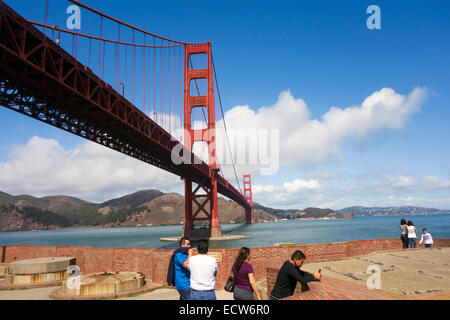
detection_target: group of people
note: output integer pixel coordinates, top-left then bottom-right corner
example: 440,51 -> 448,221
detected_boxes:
167,237 -> 218,300
167,237 -> 320,300
400,219 -> 434,249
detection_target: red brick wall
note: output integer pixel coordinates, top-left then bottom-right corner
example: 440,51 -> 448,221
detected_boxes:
2,238 -> 449,288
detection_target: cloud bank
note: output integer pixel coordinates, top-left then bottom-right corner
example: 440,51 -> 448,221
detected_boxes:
218,87 -> 427,172
0,87 -> 432,206
0,136 -> 180,202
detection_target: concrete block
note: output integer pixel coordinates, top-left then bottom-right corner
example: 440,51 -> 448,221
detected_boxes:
9,257 -> 76,275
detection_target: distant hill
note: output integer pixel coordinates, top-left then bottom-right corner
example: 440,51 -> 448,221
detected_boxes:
0,189 -> 354,232
253,203 -> 354,220
0,191 -> 92,213
337,206 -> 450,216
0,190 -> 281,232
100,189 -> 164,209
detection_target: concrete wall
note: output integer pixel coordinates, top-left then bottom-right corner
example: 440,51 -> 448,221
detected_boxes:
2,238 -> 450,288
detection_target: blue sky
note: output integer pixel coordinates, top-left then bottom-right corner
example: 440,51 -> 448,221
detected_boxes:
1,0 -> 449,210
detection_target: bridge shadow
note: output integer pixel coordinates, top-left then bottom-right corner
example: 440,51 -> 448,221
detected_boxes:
221,223 -> 252,235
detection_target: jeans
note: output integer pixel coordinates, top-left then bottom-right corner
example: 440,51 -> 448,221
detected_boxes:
425,244 -> 432,248
409,238 -> 417,248
177,288 -> 191,300
401,235 -> 409,249
190,289 -> 216,300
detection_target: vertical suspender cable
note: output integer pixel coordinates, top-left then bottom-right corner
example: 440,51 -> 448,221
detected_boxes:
44,0 -> 49,37
88,38 -> 92,68
75,30 -> 79,59
168,46 -> 171,133
132,30 -> 136,104
153,37 -> 156,122
99,16 -> 103,78
143,35 -> 146,114
124,44 -> 127,97
117,24 -> 121,90
160,39 -> 163,128
211,52 -> 242,193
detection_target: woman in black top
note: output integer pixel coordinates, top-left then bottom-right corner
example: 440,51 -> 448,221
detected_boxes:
400,218 -> 409,249
269,250 -> 321,300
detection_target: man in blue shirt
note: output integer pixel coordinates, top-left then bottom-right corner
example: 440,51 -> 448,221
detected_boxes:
174,237 -> 192,300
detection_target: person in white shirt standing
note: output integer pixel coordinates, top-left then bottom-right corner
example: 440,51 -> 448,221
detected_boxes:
419,228 -> 434,249
406,220 -> 418,248
188,239 -> 218,300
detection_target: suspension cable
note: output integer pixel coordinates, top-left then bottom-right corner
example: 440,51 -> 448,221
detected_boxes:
211,51 -> 243,194
188,57 -> 225,178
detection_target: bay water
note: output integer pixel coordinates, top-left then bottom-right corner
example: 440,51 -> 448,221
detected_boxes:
0,214 -> 449,250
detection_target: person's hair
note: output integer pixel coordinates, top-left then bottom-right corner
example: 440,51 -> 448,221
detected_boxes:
407,220 -> 414,226
233,247 -> 250,272
197,239 -> 209,254
179,237 -> 190,247
291,250 -> 306,261
400,219 -> 407,225
423,228 -> 427,232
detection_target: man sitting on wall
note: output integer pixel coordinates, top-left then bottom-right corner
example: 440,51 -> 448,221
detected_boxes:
269,250 -> 321,300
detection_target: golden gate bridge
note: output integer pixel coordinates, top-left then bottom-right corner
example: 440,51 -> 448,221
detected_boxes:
0,0 -> 254,239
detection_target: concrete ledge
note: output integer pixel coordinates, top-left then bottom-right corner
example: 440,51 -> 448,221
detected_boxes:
0,272 -> 67,290
0,264 -> 9,278
160,235 -> 246,242
50,281 -> 163,300
9,257 -> 76,275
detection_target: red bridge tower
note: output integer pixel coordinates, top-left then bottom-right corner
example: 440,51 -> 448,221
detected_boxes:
183,42 -> 221,238
243,174 -> 254,224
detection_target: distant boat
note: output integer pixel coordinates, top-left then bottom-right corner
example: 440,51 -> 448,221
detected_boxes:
136,224 -> 142,227
146,224 -> 153,227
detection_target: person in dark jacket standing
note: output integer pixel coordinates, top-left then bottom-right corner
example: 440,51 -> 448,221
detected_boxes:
167,237 -> 192,300
400,219 -> 409,249
269,250 -> 321,300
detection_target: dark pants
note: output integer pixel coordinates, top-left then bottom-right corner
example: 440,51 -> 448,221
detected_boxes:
409,238 -> 417,248
269,291 -> 280,300
401,235 -> 409,249
177,288 -> 191,300
425,244 -> 432,248
233,286 -> 254,300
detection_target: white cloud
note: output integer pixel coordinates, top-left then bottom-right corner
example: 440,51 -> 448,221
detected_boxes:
253,178 -> 322,206
0,136 -> 180,202
283,179 -> 320,192
378,175 -> 450,191
217,87 -> 427,172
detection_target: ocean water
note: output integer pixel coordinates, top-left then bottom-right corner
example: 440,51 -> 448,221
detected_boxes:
0,215 -> 449,250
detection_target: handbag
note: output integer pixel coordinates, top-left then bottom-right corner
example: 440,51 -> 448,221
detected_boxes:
224,276 -> 235,292
224,266 -> 236,292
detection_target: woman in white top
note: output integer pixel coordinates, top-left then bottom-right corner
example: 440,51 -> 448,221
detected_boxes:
406,220 -> 417,248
